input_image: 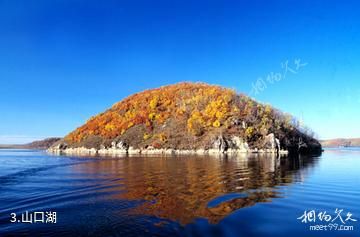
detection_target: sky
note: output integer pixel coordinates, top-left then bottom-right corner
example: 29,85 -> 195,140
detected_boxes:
0,0 -> 359,144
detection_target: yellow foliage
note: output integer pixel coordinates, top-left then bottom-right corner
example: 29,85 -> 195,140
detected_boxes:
143,133 -> 151,140
158,133 -> 167,142
187,111 -> 205,136
265,104 -> 272,114
213,120 -> 221,128
125,110 -> 136,120
145,120 -> 152,128
176,107 -> 186,116
245,127 -> 254,139
127,122 -> 134,129
149,96 -> 159,110
105,124 -> 115,131
215,111 -> 224,120
148,113 -> 156,121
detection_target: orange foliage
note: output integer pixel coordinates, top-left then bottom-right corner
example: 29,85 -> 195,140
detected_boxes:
65,82 -> 290,144
65,83 -> 238,143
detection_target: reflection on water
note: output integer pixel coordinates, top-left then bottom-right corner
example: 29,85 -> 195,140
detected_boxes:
3,149 -> 359,237
71,153 -> 319,225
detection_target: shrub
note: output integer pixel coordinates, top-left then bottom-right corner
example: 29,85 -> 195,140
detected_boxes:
212,120 -> 221,128
187,111 -> 205,136
245,127 -> 254,139
158,133 -> 167,142
143,133 -> 151,140
148,113 -> 156,121
149,96 -> 159,110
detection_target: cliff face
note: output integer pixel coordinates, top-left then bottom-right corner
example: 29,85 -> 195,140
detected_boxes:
49,83 -> 322,156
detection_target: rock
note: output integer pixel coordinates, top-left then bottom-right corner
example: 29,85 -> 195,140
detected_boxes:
102,140 -> 130,154
263,133 -> 280,152
231,118 -> 242,126
111,140 -> 129,151
57,143 -> 68,150
242,121 -> 246,129
230,136 -> 249,151
164,149 -> 176,155
230,119 -> 247,130
274,137 -> 280,152
213,135 -> 229,153
210,136 -> 251,154
196,149 -> 206,155
298,137 -> 308,152
128,146 -> 141,155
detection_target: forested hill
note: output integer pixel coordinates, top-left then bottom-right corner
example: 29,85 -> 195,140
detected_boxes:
53,82 -> 321,154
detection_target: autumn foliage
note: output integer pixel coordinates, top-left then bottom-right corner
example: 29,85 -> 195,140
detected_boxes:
64,82 -> 305,148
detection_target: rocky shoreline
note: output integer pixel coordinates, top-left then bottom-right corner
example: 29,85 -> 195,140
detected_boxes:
47,146 -> 289,156
48,133 -> 291,157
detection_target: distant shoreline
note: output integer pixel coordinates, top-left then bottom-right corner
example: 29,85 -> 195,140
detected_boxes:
0,137 -> 61,150
320,138 -> 360,148
322,146 -> 360,148
0,145 -> 27,149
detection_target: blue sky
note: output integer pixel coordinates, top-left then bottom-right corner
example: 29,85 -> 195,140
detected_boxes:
1,0 -> 359,143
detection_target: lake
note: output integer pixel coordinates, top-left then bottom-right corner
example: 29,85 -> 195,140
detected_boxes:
0,149 -> 359,236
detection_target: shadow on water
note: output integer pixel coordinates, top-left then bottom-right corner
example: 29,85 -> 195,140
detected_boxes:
71,153 -> 321,225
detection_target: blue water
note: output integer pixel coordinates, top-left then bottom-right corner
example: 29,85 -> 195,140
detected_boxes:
0,149 -> 359,236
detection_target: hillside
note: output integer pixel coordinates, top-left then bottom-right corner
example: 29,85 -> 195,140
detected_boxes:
0,138 -> 61,149
321,138 -> 360,147
24,138 -> 62,149
50,83 -> 321,155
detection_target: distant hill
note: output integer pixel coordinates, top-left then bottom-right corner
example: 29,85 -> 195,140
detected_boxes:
0,138 -> 61,149
321,138 -> 360,147
49,82 -> 321,155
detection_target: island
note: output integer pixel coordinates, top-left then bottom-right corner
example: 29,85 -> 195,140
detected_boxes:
48,83 -> 322,156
